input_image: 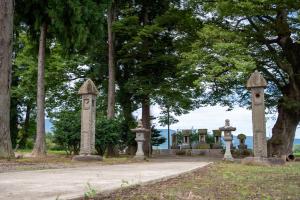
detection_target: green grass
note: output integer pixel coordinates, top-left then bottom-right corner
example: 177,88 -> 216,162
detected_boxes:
100,162 -> 300,200
294,152 -> 300,157
16,149 -> 67,155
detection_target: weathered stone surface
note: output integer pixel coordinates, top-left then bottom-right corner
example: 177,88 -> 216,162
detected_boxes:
246,70 -> 267,89
219,119 -> 236,161
181,129 -> 191,149
131,120 -> 150,160
198,129 -> 207,144
73,155 -> 102,161
78,79 -> 99,95
74,79 -> 101,161
247,71 -> 267,158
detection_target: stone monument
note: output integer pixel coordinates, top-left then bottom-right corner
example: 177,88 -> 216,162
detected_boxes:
197,129 -> 210,149
181,129 -> 191,149
219,119 -> 236,161
131,120 -> 150,160
212,130 -> 222,149
246,71 -> 267,158
243,71 -> 285,165
73,79 -> 102,161
237,133 -> 247,150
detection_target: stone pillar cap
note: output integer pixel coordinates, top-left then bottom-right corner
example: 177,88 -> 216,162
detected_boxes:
219,119 -> 236,131
131,120 -> 150,133
78,79 -> 99,95
246,70 -> 267,89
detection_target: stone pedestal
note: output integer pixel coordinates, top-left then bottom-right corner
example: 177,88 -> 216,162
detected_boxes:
131,120 -> 150,160
220,119 -> 236,161
246,71 -> 267,158
73,79 -> 102,161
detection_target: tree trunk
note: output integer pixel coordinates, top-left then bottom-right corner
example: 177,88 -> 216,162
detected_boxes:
142,96 -> 151,157
107,0 -> 116,119
268,85 -> 300,157
167,107 -> 170,149
0,0 -> 14,159
19,103 -> 31,148
32,22 -> 47,157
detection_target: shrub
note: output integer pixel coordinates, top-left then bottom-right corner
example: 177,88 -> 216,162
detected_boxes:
95,117 -> 123,156
52,110 -> 81,155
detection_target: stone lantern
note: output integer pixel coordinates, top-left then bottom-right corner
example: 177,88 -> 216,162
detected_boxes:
73,79 -> 102,161
131,120 -> 150,160
219,119 -> 236,161
212,130 -> 222,149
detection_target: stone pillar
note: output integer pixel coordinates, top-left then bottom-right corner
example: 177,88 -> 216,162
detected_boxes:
131,120 -> 150,160
73,79 -> 102,161
247,71 -> 267,158
219,119 -> 236,161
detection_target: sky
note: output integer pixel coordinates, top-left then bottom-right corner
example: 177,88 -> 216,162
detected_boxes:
133,105 -> 300,139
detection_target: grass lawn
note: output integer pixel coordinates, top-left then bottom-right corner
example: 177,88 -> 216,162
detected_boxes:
97,162 -> 300,200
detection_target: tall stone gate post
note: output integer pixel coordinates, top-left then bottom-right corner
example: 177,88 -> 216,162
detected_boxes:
73,79 -> 102,161
247,71 -> 267,158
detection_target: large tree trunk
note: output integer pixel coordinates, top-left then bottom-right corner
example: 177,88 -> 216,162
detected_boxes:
268,104 -> 299,157
32,23 -> 47,157
0,0 -> 14,159
106,0 -> 118,157
107,0 -> 116,119
142,96 -> 151,157
268,83 -> 300,157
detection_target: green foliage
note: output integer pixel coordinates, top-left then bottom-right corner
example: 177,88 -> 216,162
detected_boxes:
293,145 -> 300,153
205,134 -> 215,145
52,109 -> 81,155
84,182 -> 97,199
151,126 -> 166,146
95,117 -> 123,156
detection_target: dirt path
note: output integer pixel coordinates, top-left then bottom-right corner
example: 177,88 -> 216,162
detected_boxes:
0,158 -> 211,200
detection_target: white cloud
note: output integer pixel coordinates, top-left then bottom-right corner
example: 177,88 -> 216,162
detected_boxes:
134,105 -> 300,138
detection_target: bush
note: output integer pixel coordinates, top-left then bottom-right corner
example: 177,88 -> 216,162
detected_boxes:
52,110 -> 81,155
95,117 -> 123,156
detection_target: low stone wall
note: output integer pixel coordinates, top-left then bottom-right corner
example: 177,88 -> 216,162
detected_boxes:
152,149 -> 223,157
